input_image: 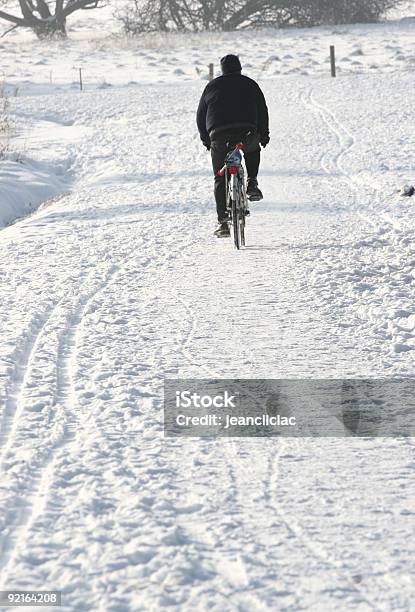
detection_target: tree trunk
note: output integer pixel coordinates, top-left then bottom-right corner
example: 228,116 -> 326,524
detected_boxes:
34,16 -> 67,39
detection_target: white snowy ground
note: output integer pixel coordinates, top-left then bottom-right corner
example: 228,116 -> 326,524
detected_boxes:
1,20 -> 415,612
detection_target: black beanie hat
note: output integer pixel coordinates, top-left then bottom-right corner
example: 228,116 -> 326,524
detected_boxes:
221,54 -> 242,75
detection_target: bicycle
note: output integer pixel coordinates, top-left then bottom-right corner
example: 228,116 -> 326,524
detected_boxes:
217,142 -> 249,250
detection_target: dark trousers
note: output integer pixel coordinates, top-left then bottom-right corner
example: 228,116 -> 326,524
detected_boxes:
211,129 -> 261,222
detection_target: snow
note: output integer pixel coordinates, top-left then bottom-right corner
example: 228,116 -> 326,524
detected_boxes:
0,108 -> 87,227
1,17 -> 415,97
0,10 -> 415,612
0,157 -> 65,228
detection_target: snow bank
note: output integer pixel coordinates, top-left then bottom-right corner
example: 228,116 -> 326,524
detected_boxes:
0,157 -> 67,228
0,100 -> 85,228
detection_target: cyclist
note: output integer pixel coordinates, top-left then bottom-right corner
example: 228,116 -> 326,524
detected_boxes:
197,54 -> 270,237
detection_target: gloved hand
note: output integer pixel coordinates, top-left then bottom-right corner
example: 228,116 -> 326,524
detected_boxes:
261,136 -> 270,148
203,141 -> 211,151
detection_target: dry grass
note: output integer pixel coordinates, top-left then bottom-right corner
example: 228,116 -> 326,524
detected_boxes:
0,83 -> 11,160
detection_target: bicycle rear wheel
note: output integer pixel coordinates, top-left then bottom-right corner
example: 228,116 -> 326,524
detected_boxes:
240,213 -> 246,247
232,197 -> 240,250
239,178 -> 246,247
230,174 -> 240,250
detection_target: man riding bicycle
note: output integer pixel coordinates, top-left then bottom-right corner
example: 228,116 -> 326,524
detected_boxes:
197,54 -> 270,237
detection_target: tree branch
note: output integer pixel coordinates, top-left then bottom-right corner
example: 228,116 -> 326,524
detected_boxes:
18,0 -> 37,21
0,9 -> 30,26
63,0 -> 101,17
0,23 -> 19,37
34,0 -> 52,19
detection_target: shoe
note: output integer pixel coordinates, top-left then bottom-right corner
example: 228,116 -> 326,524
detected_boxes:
247,178 -> 263,201
214,221 -> 230,238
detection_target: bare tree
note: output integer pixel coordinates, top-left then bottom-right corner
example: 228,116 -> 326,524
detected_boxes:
117,0 -> 404,33
0,0 -> 108,39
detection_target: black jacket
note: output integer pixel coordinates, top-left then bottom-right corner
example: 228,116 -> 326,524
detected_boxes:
197,73 -> 269,145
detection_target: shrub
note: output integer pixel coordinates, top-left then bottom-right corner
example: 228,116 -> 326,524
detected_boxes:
117,0 -> 405,33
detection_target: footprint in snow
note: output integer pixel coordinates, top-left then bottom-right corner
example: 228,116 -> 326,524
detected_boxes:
393,343 -> 413,353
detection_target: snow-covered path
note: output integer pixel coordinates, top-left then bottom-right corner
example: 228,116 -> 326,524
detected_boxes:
1,74 -> 415,610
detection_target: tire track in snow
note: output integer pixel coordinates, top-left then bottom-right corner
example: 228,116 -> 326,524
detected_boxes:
174,294 -> 285,608
296,87 -> 398,610
300,86 -> 402,233
172,295 -> 258,596
266,446 -> 383,611
301,93 -> 415,433
0,216 -> 179,588
53,265 -> 119,441
0,306 -> 59,471
299,87 -> 356,197
0,266 -> 118,587
301,85 -> 415,367
177,295 -> 339,607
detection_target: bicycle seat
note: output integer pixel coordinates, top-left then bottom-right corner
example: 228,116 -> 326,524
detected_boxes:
227,130 -> 256,150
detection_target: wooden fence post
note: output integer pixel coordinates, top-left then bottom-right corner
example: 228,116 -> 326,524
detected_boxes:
330,45 -> 336,77
79,68 -> 83,91
209,63 -> 214,81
